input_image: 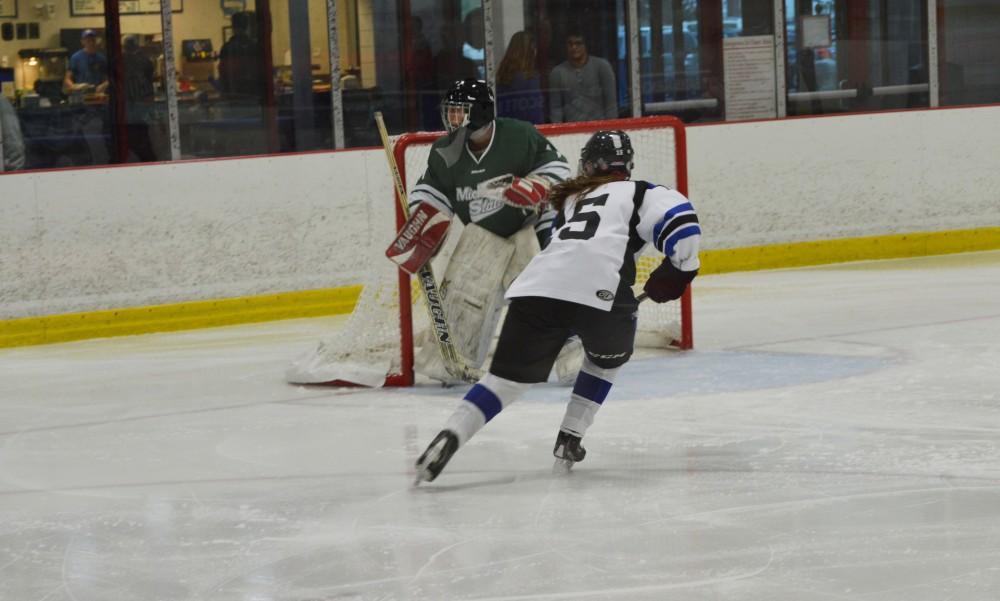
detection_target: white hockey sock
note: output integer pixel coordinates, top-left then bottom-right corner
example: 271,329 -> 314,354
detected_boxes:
445,373 -> 531,446
560,358 -> 620,437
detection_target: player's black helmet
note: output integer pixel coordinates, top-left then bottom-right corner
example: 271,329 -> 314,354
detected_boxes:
440,79 -> 496,134
579,130 -> 635,178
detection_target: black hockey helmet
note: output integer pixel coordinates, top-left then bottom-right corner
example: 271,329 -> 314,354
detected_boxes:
440,79 -> 496,134
579,130 -> 635,178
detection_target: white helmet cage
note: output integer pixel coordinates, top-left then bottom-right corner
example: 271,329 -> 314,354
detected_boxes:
440,101 -> 472,134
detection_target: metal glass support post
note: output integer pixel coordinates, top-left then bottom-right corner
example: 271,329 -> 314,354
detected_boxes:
290,0 -> 317,150
106,0 -> 127,163
326,0 -> 344,149
927,0 -> 939,107
483,0 -> 496,91
160,0 -> 181,160
0,110 -> 5,173
774,0 -> 787,118
627,0 -> 641,117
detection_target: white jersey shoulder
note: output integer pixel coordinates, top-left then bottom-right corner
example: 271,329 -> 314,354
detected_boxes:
637,184 -> 701,272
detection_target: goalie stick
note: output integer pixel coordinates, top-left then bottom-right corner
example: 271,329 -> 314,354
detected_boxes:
374,112 -> 481,384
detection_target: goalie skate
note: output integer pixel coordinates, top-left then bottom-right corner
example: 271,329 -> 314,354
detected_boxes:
552,430 -> 586,474
414,430 -> 459,484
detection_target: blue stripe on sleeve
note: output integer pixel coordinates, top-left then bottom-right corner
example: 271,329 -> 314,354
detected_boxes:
464,383 -> 504,422
652,202 -> 695,243
572,371 -> 614,405
664,224 -> 702,257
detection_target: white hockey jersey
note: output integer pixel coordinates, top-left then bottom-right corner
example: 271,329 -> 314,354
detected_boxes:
505,180 -> 701,311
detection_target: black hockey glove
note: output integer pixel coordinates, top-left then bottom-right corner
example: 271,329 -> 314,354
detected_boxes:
643,259 -> 698,303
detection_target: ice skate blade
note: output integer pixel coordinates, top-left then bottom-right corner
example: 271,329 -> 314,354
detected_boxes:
552,458 -> 575,475
413,467 -> 433,486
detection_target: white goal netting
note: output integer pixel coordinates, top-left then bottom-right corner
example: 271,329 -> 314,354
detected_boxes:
287,116 -> 691,387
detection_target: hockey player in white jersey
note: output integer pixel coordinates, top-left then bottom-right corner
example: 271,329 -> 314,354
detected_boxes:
415,129 -> 702,482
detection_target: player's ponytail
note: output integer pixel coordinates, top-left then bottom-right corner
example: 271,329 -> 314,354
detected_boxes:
548,174 -> 625,211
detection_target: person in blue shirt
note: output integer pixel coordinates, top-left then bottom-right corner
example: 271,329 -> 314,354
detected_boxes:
63,30 -> 108,94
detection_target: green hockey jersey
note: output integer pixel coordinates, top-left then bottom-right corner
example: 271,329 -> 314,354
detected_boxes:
408,118 -> 571,238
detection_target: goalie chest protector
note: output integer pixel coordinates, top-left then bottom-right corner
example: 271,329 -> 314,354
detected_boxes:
413,118 -> 568,238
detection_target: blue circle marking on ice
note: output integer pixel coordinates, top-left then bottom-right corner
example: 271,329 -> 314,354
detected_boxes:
400,351 -> 891,401
523,350 -> 893,402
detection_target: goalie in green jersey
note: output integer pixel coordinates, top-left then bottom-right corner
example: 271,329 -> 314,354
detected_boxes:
386,79 -> 580,383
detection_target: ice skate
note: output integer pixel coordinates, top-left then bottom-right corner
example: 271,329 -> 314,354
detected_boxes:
552,430 -> 586,474
414,430 -> 459,484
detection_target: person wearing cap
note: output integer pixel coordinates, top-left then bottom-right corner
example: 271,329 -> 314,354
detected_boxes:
64,29 -> 109,94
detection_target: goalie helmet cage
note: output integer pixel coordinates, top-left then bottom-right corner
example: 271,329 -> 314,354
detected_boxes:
388,115 -> 693,387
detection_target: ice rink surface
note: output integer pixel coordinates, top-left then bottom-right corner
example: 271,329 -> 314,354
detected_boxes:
2,251 -> 999,601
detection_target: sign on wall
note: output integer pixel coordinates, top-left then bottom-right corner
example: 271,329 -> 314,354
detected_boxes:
723,35 -> 778,121
0,0 -> 17,19
71,0 -> 183,16
801,15 -> 832,48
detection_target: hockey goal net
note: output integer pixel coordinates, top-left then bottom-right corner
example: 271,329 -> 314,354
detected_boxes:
287,115 -> 692,387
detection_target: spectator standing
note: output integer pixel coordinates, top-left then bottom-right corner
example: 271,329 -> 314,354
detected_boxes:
64,29 -> 109,94
433,23 -> 478,89
410,16 -> 433,80
0,95 -> 25,171
549,31 -> 617,123
410,16 -> 438,131
496,31 -> 545,124
462,8 -> 486,79
121,35 -> 158,162
218,12 -> 262,99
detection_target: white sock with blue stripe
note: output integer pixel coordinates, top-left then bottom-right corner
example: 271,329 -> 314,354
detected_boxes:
445,373 -> 531,446
560,358 -> 619,437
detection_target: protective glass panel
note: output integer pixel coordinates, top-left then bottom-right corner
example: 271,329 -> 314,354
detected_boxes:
2,18 -> 115,169
270,0 -> 335,151
637,1 -> 703,107
786,0 -> 930,116
170,0 -> 268,158
939,0 -> 1000,106
120,22 -> 170,163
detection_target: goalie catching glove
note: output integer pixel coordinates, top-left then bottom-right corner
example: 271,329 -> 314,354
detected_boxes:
385,202 -> 451,274
643,259 -> 698,303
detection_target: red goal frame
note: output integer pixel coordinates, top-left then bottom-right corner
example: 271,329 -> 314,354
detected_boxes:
389,115 -> 693,387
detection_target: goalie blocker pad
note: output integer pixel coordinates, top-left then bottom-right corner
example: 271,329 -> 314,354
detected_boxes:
385,202 -> 451,274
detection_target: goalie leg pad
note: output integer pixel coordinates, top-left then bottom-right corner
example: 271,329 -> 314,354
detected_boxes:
502,225 -> 542,289
385,202 -> 451,274
414,224 -> 515,381
441,224 -> 516,366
